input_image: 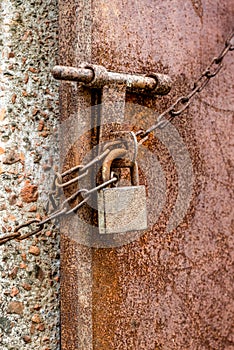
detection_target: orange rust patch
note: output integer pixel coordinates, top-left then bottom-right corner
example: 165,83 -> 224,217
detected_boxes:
20,152 -> 25,161
20,181 -> 38,203
0,108 -> 6,121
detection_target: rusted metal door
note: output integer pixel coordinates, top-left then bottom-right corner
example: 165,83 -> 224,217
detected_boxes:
58,1 -> 233,349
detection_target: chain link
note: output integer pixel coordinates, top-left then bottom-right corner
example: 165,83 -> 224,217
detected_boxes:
15,219 -> 43,241
0,148 -> 117,245
137,31 -> 234,138
54,148 -> 110,189
0,31 -> 233,246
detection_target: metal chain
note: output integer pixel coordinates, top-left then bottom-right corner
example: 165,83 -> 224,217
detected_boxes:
0,148 -> 117,246
54,148 -> 110,188
137,31 -> 234,138
0,31 -> 233,246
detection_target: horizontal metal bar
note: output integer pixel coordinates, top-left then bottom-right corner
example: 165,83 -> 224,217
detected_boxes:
52,64 -> 172,95
52,65 -> 94,84
106,71 -> 156,90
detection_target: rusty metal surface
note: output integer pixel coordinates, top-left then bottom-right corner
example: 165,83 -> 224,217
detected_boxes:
58,1 -> 93,349
91,1 -> 234,350
59,0 -> 234,349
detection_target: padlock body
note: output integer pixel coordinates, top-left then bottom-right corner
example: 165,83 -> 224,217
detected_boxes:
98,185 -> 147,234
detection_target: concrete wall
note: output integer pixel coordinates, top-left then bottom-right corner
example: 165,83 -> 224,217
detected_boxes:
0,1 -> 60,349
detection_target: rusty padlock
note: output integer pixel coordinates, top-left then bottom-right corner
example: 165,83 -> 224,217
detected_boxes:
98,148 -> 147,234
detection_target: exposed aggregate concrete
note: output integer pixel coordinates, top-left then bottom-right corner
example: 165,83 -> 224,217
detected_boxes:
0,0 -> 60,349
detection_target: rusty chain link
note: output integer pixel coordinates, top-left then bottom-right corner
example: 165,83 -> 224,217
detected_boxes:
0,31 -> 233,246
137,31 -> 234,138
0,148 -> 117,246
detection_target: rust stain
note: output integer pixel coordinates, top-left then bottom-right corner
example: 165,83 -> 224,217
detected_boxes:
190,0 -> 204,20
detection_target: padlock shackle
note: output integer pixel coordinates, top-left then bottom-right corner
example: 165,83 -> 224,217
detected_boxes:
130,162 -> 140,186
102,148 -> 127,183
102,148 -> 139,186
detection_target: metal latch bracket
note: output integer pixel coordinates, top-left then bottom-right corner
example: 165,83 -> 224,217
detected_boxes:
52,63 -> 172,96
